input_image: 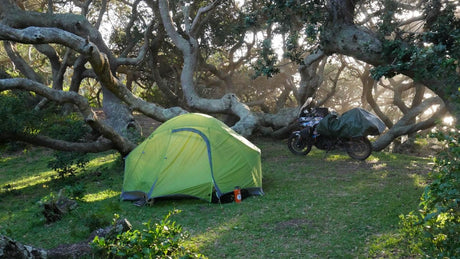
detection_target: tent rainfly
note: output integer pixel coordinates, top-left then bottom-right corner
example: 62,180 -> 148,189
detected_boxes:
121,113 -> 263,204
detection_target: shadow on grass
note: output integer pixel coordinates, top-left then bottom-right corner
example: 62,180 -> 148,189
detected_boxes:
0,139 -> 432,257
157,141 -> 431,258
0,149 -> 124,248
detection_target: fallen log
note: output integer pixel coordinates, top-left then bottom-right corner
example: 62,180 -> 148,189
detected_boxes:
0,235 -> 46,259
0,218 -> 132,259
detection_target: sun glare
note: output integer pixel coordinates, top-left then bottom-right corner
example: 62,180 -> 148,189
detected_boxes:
443,116 -> 454,126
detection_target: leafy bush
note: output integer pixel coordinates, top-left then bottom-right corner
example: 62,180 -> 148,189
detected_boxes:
0,91 -> 40,136
398,128 -> 460,257
1,91 -> 92,177
45,113 -> 92,177
91,211 -> 206,258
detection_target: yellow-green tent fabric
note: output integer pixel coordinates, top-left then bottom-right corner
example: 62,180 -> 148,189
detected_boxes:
121,113 -> 263,203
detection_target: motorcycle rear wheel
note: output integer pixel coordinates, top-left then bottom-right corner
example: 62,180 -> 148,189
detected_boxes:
345,137 -> 372,160
287,134 -> 312,155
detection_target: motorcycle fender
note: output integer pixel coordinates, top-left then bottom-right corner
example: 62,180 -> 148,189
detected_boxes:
292,131 -> 301,136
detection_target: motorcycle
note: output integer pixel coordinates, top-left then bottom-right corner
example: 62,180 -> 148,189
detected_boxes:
287,105 -> 373,160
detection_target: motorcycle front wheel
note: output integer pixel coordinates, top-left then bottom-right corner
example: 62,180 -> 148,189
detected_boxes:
345,137 -> 372,160
287,133 -> 312,155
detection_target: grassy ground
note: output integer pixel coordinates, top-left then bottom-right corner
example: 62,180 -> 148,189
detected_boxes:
0,139 -> 432,258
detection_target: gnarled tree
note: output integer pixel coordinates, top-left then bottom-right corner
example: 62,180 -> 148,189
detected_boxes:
0,0 -> 458,156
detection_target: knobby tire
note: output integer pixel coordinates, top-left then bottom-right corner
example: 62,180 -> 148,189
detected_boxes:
345,137 -> 372,160
287,134 -> 312,156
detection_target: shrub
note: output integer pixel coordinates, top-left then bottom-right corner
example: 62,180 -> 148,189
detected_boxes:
91,211 -> 206,258
0,91 -> 41,142
45,113 -> 92,178
399,128 -> 460,257
1,92 -> 92,177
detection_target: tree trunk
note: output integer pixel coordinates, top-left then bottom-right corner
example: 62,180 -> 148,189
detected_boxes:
320,2 -> 460,124
158,0 -> 258,137
297,50 -> 326,104
0,78 -> 136,156
361,68 -> 393,128
0,0 -> 139,137
102,88 -> 137,135
372,97 -> 447,151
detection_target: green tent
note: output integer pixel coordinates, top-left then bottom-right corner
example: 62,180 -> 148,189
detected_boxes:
121,113 -> 263,203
